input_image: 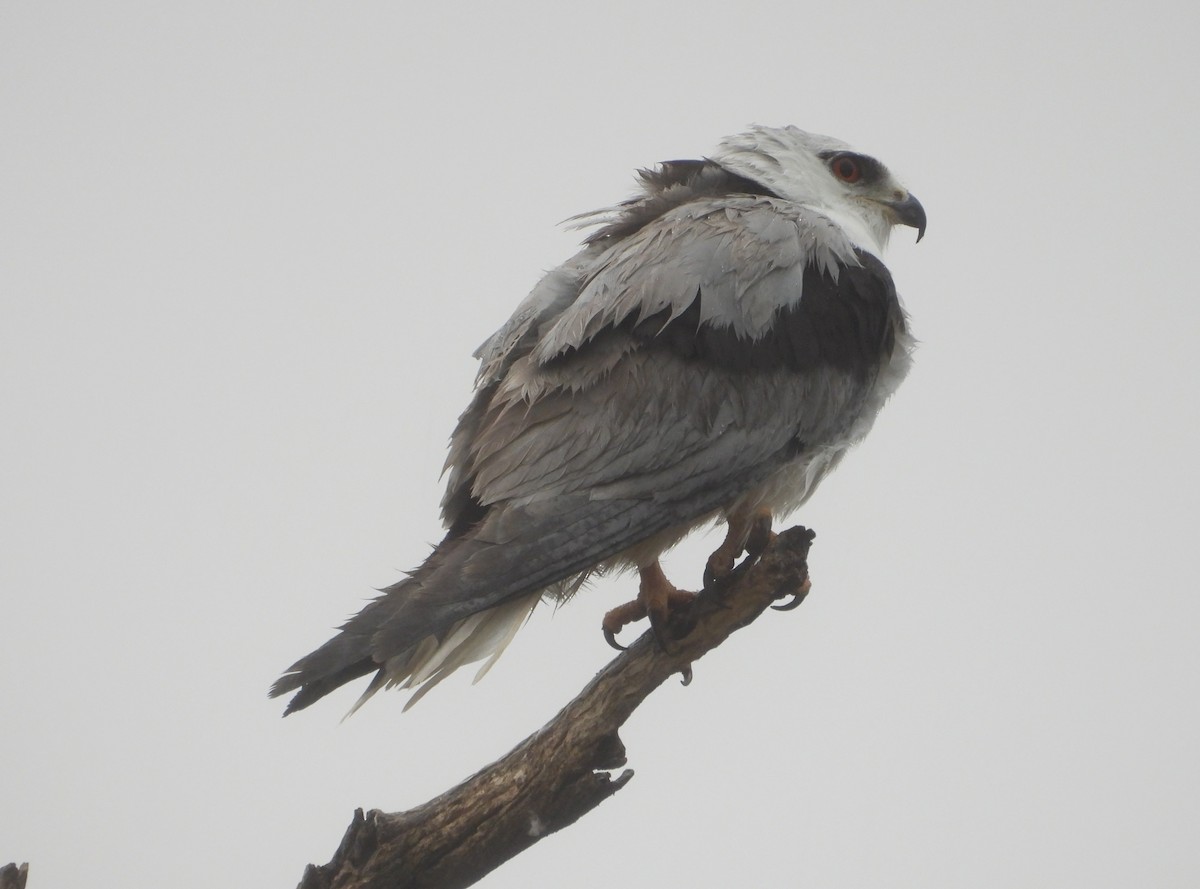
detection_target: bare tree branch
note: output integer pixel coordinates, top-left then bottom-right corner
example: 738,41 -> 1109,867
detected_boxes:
297,526 -> 815,889
0,863 -> 28,889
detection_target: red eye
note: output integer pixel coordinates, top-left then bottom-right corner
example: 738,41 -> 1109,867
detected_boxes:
831,156 -> 862,183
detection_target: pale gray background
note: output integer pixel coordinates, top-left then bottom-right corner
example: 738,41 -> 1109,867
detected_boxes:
4,1 -> 1198,886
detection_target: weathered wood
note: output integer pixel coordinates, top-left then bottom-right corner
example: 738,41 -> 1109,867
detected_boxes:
298,526 -> 815,889
0,863 -> 28,889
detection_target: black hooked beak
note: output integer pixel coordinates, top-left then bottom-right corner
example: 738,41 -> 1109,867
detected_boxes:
887,192 -> 927,243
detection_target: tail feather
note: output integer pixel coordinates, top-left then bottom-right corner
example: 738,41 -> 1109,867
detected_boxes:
269,594 -> 395,714
271,587 -> 542,717
270,473 -> 774,714
396,589 -> 538,711
273,656 -> 376,715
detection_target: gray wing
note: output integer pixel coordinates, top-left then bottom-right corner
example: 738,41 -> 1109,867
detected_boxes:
533,196 -> 853,361
451,197 -> 889,508
272,196 -> 902,712
446,197 -> 867,514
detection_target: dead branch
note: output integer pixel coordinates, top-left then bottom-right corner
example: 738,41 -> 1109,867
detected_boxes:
297,526 -> 815,889
0,863 -> 28,889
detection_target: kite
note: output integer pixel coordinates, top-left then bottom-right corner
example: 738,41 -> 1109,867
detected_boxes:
271,125 -> 925,715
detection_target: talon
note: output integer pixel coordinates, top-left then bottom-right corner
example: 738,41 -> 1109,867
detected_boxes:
706,507 -> 775,589
680,664 -> 693,686
771,576 -> 812,611
602,597 -> 646,650
603,627 -> 627,651
600,561 -> 696,651
703,550 -> 735,590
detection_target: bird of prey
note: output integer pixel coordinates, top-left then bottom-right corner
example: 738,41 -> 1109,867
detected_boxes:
271,125 -> 925,715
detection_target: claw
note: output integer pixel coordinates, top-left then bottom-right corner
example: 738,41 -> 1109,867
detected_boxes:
601,596 -> 644,650
680,664 -> 693,686
771,576 -> 812,611
703,551 -> 735,590
603,627 -> 627,651
706,507 -> 775,589
600,561 -> 695,652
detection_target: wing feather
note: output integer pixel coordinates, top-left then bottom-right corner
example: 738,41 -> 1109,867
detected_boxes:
531,197 -> 859,364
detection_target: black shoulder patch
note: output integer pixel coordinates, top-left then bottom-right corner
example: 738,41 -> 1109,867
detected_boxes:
631,251 -> 904,380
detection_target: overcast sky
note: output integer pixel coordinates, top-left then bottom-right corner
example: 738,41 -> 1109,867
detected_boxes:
4,2 -> 1199,886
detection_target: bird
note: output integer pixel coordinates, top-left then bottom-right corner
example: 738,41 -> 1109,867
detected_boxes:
271,124 -> 925,716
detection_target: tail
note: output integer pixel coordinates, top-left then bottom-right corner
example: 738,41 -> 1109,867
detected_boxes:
268,582 -> 542,716
268,493 -> 662,716
268,451 -> 784,715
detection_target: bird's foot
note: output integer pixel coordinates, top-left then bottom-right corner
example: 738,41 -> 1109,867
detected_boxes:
601,599 -> 647,650
703,542 -> 739,590
602,562 -> 696,651
703,507 -> 776,589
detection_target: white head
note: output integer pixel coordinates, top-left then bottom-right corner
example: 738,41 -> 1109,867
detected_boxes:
712,125 -> 925,256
